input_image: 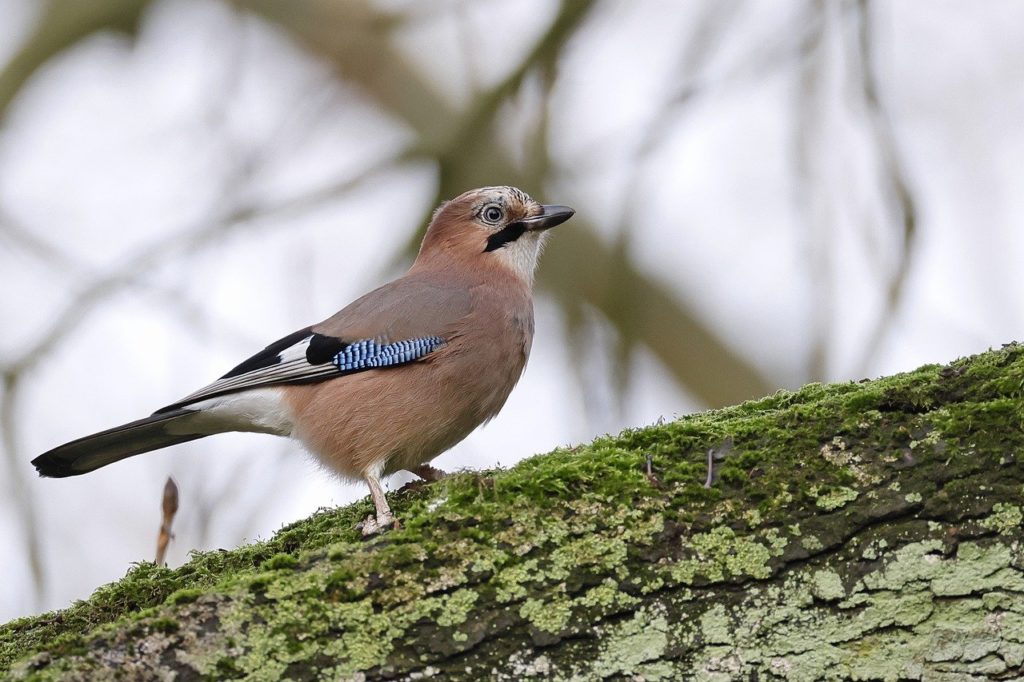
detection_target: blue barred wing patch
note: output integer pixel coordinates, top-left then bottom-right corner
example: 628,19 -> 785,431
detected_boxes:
334,336 -> 445,372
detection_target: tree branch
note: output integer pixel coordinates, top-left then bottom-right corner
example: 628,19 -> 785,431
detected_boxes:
4,343 -> 1023,678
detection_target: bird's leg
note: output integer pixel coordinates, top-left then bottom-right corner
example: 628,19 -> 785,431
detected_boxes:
413,463 -> 447,482
358,470 -> 395,536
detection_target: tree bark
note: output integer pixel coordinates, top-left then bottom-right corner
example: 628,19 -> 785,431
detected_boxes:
4,344 -> 1024,681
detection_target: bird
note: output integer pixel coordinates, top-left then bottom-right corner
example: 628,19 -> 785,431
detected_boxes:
32,186 -> 574,535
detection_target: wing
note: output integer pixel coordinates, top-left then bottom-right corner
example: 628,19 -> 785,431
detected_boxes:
311,271 -> 472,341
156,274 -> 470,413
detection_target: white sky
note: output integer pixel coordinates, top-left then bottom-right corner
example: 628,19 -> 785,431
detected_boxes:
1,0 -> 1023,621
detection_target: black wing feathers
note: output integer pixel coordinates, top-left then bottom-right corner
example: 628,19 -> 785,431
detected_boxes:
220,328 -> 312,379
305,333 -> 348,364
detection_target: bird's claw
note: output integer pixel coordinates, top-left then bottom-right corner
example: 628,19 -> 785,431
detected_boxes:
358,512 -> 397,536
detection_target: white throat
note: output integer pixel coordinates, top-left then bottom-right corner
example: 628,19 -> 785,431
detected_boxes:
493,230 -> 547,287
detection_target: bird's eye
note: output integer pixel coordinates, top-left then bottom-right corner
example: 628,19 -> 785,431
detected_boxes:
481,205 -> 504,224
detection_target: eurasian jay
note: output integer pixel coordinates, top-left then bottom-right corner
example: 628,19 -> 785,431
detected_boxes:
32,186 -> 574,534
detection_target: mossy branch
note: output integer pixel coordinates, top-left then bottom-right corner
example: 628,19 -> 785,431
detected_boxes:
4,344 -> 1024,680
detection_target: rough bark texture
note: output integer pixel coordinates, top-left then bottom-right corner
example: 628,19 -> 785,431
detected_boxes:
4,344 -> 1024,681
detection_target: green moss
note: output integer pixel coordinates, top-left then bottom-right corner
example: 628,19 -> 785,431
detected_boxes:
147,617 -> 179,634
166,588 -> 203,605
259,553 -> 299,571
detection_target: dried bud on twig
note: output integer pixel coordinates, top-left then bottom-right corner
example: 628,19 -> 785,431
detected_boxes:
155,477 -> 179,566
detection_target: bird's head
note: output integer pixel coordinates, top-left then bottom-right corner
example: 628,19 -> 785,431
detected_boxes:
416,186 -> 575,285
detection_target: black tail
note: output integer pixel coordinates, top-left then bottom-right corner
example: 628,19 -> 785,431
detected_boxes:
32,408 -> 204,478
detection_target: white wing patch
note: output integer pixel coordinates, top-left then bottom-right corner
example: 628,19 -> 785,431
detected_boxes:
168,335 -> 335,408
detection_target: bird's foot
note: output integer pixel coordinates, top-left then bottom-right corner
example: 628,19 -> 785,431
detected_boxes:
358,511 -> 397,537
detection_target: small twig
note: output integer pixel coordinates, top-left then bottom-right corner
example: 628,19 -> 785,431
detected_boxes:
155,477 -> 179,566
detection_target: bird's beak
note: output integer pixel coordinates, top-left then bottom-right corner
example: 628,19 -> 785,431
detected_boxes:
521,205 -> 575,231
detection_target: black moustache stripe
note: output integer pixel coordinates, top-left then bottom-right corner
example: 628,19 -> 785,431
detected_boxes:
484,222 -> 526,252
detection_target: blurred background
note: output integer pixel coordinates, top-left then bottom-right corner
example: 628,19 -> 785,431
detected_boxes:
1,0 -> 1022,622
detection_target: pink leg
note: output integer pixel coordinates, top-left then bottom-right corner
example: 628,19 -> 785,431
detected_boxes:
357,468 -> 395,536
